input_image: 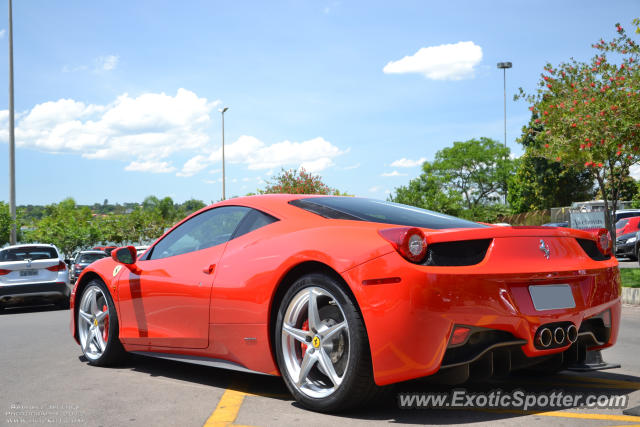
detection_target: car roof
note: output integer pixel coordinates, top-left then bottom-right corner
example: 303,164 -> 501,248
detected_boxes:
78,250 -> 108,255
1,243 -> 58,250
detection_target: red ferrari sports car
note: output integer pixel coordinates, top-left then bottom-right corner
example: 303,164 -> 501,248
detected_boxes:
70,195 -> 620,412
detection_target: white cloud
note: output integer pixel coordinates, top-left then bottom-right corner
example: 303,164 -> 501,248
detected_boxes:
177,155 -> 209,177
125,160 -> 175,173
0,89 -> 346,177
179,135 -> 344,176
390,157 -> 426,168
369,186 -> 380,192
0,29 -> 6,38
97,55 -> 119,71
383,41 -> 483,80
344,163 -> 360,170
0,89 -> 219,173
300,157 -> 334,173
381,170 -> 407,177
631,164 -> 640,180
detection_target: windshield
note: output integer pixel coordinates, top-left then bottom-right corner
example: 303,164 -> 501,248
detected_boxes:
78,253 -> 108,263
616,219 -> 629,229
0,246 -> 59,261
290,197 -> 486,229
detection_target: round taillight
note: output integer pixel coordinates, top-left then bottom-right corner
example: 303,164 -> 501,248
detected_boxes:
596,228 -> 612,256
379,227 -> 428,263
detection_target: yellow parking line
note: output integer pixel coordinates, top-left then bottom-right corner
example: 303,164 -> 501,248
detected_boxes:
472,407 -> 640,423
203,387 -> 248,427
556,375 -> 640,390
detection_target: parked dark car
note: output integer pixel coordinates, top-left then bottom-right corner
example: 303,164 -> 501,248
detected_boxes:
615,231 -> 639,260
71,251 -> 109,283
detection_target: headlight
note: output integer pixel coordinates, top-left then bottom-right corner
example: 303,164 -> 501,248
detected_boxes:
627,236 -> 636,244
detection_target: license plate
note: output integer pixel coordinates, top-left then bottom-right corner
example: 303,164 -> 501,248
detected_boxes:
529,284 -> 575,311
19,269 -> 38,277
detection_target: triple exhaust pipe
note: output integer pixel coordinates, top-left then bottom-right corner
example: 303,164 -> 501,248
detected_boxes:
535,324 -> 578,348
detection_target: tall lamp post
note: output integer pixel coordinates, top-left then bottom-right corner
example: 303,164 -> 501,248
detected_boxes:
219,107 -> 229,200
8,0 -> 16,244
497,61 -> 512,205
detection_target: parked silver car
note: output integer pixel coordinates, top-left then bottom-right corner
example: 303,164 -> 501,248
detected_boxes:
0,244 -> 71,310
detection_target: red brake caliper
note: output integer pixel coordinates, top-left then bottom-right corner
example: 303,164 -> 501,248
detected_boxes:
102,304 -> 109,341
300,319 -> 309,357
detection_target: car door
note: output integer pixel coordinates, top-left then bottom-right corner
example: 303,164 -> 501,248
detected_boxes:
117,206 -> 250,349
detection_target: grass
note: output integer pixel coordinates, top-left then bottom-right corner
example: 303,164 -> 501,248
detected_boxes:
620,268 -> 640,288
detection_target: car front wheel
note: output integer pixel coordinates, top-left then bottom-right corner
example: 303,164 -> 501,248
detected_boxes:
275,273 -> 381,412
77,279 -> 126,366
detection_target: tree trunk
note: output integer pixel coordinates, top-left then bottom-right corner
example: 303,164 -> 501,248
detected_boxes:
595,172 -> 615,252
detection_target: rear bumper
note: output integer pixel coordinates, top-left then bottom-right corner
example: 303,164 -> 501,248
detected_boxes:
344,251 -> 621,386
0,281 -> 71,305
615,242 -> 636,258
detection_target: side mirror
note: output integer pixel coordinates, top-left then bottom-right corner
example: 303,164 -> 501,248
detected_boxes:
111,246 -> 137,265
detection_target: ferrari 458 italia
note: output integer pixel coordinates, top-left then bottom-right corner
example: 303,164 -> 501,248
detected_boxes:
69,195 -> 620,412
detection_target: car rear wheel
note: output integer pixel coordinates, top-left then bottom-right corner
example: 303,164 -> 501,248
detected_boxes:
77,279 -> 126,366
275,273 -> 382,412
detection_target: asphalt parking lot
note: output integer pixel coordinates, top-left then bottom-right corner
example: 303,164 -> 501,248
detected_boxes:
1,305 -> 639,427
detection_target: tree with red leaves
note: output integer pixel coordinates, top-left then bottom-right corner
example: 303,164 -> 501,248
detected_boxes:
517,21 -> 640,234
259,168 -> 345,195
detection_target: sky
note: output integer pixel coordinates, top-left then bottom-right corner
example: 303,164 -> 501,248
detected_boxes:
0,0 -> 638,205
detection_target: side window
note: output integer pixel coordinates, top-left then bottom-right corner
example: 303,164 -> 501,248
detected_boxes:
148,206 -> 250,260
232,209 -> 279,239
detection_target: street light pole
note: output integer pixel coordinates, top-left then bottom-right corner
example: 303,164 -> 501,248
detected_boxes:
219,107 -> 229,200
8,0 -> 16,244
497,61 -> 512,205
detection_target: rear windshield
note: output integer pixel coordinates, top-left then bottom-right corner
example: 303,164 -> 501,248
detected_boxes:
290,197 -> 486,229
79,253 -> 107,263
0,246 -> 58,261
616,219 -> 629,229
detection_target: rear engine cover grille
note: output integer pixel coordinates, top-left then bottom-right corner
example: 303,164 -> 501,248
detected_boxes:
423,239 -> 492,266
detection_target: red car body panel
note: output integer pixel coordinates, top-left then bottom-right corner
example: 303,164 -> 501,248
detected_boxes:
617,215 -> 640,236
70,195 -> 621,386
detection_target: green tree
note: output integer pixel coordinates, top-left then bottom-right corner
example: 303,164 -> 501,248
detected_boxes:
23,198 -> 100,256
180,199 -> 206,216
508,113 -> 596,213
516,21 -> 640,234
157,196 -> 176,221
389,137 -> 514,222
431,137 -> 513,211
0,202 -> 12,246
388,165 -> 464,217
142,195 -> 160,211
259,168 -> 344,195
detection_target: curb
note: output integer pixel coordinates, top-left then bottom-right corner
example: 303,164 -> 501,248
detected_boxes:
622,287 -> 640,305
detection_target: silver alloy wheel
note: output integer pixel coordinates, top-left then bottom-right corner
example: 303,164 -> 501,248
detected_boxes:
78,286 -> 110,361
281,286 -> 350,399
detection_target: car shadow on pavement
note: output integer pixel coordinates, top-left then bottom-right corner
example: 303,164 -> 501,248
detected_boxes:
97,353 -> 291,400
0,304 -> 68,315
328,372 -> 640,424
86,352 -> 640,424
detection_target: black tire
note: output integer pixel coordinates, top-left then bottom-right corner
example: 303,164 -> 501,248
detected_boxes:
77,279 -> 126,366
275,272 -> 383,412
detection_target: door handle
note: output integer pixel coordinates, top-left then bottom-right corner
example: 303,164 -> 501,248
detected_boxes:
203,264 -> 216,275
